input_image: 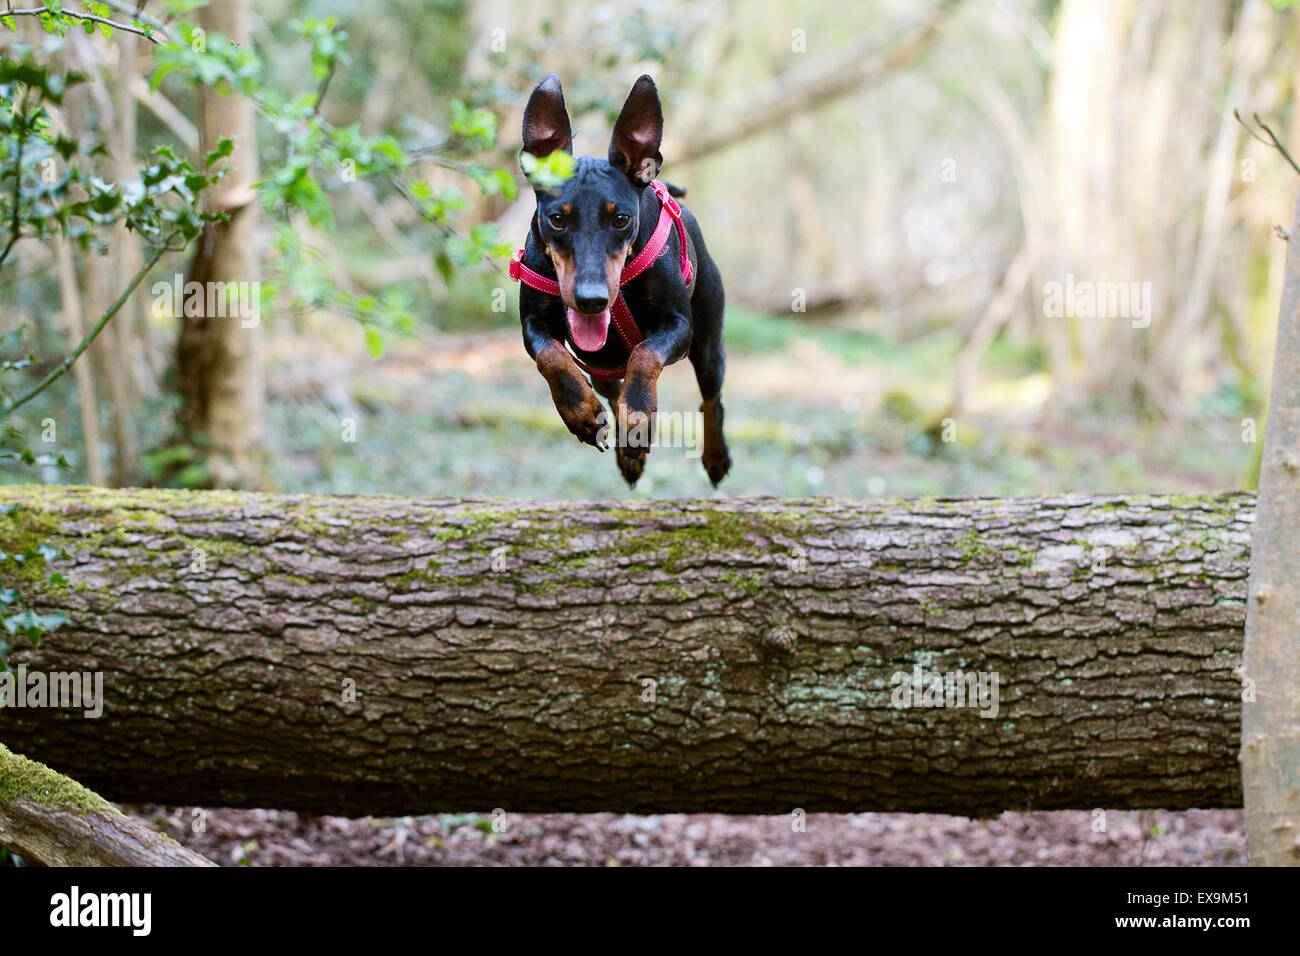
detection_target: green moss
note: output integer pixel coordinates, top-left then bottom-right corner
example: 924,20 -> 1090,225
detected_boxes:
606,509 -> 806,571
957,528 -> 994,562
0,742 -> 119,816
0,504 -> 64,557
518,577 -> 560,596
721,571 -> 762,595
392,565 -> 480,591
0,504 -> 65,586
268,572 -> 312,586
434,509 -> 523,541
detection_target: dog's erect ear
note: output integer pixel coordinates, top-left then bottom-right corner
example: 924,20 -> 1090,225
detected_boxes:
608,75 -> 663,186
522,73 -> 573,159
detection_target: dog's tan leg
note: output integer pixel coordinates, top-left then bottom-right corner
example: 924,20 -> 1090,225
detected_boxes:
537,342 -> 607,450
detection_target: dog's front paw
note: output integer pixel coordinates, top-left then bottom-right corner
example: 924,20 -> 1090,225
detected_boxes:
538,345 -> 608,451
616,408 -> 653,485
559,390 -> 608,450
614,347 -> 662,486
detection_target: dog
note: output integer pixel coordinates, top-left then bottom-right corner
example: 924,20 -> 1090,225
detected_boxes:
510,73 -> 731,487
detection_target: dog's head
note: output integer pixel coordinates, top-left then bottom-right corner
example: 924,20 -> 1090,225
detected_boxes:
520,73 -> 664,352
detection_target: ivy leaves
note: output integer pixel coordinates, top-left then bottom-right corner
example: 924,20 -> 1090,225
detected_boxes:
0,504 -> 69,668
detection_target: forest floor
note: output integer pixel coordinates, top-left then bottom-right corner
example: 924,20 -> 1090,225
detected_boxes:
259,307 -> 1259,500
138,806 -> 1246,867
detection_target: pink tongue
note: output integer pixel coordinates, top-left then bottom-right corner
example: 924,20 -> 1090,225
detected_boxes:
567,307 -> 611,352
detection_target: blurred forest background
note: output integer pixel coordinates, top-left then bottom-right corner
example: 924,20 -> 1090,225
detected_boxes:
2,0 -> 1299,501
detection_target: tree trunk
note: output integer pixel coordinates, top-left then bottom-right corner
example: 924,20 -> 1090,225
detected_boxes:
0,744 -> 214,866
1241,192 -> 1300,866
174,0 -> 264,489
0,487 -> 1251,817
55,236 -> 106,486
64,30 -> 142,486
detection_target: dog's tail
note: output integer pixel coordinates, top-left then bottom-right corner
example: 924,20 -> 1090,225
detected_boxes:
662,181 -> 687,198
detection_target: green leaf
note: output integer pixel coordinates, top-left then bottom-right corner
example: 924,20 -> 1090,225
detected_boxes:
520,149 -> 575,191
434,249 -> 454,283
205,137 -> 234,167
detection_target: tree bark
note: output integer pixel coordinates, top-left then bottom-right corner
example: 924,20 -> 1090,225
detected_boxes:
0,744 -> 215,866
1241,191 -> 1300,865
0,486 -> 1251,817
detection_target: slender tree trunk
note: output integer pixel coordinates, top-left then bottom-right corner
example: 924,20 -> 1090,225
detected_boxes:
0,487 -> 1251,816
64,32 -> 139,485
55,237 -> 106,486
112,32 -> 157,409
105,31 -> 143,485
1241,192 -> 1300,866
83,247 -> 138,485
175,0 -> 265,488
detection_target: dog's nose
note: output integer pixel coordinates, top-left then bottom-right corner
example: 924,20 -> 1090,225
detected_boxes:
574,283 -> 610,314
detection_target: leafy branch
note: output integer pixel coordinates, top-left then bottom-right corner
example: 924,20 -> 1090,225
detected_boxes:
1,243 -> 165,419
2,1 -> 166,44
152,14 -> 521,353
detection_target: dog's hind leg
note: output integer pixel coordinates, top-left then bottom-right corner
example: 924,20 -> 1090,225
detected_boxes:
688,256 -> 732,487
592,376 -> 622,458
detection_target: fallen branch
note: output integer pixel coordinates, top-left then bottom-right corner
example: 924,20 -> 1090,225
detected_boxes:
0,743 -> 214,866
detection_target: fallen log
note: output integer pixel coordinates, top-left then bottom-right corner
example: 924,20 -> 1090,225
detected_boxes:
0,486 -> 1251,816
0,743 -> 215,865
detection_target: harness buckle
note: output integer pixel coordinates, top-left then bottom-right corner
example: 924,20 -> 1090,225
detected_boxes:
508,248 -> 524,282
653,180 -> 682,220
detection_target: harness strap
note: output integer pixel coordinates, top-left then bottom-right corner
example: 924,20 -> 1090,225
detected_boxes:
509,179 -> 692,381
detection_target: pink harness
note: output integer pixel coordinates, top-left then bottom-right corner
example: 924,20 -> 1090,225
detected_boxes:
509,179 -> 693,381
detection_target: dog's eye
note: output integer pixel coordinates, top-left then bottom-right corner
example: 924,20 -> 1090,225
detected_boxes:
548,212 -> 567,229
613,213 -> 630,229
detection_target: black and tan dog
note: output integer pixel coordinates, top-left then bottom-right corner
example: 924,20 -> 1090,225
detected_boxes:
511,73 -> 730,487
